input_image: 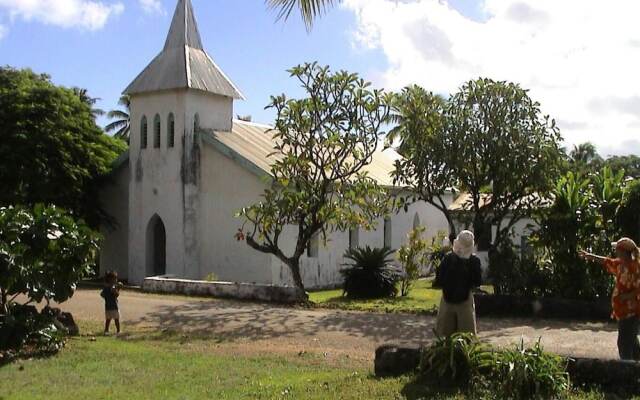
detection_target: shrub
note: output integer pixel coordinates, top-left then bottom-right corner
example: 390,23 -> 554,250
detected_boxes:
419,333 -> 494,387
418,335 -> 570,399
0,304 -> 65,354
491,340 -> 570,400
398,227 -> 430,296
341,246 -> 399,299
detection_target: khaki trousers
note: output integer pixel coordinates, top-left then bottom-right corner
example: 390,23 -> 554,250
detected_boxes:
436,294 -> 477,337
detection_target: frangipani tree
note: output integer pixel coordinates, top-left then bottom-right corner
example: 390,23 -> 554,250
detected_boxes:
236,63 -> 392,294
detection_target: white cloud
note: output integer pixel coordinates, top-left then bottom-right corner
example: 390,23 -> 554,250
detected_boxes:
0,0 -> 124,31
344,0 -> 640,155
138,0 -> 163,15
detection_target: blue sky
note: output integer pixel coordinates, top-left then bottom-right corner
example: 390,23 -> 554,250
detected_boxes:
0,0 -> 397,126
2,0 -> 639,155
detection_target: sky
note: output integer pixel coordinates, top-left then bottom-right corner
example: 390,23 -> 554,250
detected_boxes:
0,0 -> 638,157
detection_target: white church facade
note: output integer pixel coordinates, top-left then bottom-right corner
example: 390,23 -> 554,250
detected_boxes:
99,0 -> 532,288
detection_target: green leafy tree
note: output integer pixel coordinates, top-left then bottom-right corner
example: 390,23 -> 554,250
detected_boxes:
267,0 -> 338,29
236,63 -> 391,293
72,87 -> 105,120
606,154 -> 640,178
569,142 -> 603,175
0,205 -> 99,314
445,78 -> 564,250
105,95 -> 131,140
388,85 -> 458,238
0,67 -> 126,227
617,179 -> 640,241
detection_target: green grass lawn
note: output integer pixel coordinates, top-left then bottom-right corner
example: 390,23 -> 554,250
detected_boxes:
309,279 -> 493,314
0,321 -> 621,400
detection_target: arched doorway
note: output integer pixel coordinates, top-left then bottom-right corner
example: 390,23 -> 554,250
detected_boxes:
146,214 -> 166,276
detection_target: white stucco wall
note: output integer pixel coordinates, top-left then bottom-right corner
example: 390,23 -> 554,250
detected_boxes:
198,141 -> 273,283
271,193 -> 456,289
99,163 -> 130,280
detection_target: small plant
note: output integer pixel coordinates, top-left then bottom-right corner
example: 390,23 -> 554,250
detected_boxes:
398,227 -> 430,296
340,246 -> 399,299
491,340 -> 570,400
203,272 -> 218,282
419,333 -> 494,386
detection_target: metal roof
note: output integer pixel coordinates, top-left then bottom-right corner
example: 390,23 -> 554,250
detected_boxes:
123,0 -> 243,99
449,192 -> 552,212
205,120 -> 398,187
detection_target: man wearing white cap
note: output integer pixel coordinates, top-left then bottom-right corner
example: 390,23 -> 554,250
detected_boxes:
434,230 -> 483,336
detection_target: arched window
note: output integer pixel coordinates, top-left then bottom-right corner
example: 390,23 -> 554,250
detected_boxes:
153,114 -> 161,148
383,217 -> 392,248
307,233 -> 319,258
194,113 -> 200,132
349,227 -> 359,250
167,113 -> 175,148
413,213 -> 421,230
140,115 -> 148,149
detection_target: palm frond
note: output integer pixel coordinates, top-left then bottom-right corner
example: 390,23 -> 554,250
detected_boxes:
105,120 -> 127,133
266,0 -> 339,30
107,110 -> 129,119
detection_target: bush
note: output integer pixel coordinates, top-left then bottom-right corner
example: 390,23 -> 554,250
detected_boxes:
398,227 -> 430,296
341,246 -> 399,299
491,340 -> 570,400
418,334 -> 570,399
489,243 -> 553,298
419,333 -> 493,387
0,304 -> 65,354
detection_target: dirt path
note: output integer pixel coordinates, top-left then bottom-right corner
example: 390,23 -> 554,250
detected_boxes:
54,289 -> 619,362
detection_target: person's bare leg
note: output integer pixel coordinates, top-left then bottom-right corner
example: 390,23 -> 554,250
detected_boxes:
104,319 -> 111,334
115,319 -> 120,334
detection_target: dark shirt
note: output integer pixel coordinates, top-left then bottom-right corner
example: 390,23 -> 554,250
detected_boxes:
100,286 -> 119,310
435,252 -> 482,304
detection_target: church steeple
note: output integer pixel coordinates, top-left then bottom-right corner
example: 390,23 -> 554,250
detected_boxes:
124,0 -> 243,99
163,0 -> 203,51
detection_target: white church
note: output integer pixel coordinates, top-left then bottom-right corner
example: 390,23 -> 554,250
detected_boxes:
99,0 -> 532,288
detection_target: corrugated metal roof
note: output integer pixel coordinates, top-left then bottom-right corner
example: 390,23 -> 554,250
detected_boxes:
449,192 -> 552,211
206,120 -> 398,187
123,0 -> 243,99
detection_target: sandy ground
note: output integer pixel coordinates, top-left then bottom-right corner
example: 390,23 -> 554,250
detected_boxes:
51,289 -> 619,362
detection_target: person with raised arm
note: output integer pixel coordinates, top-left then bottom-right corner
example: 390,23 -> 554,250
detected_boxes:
580,238 -> 640,360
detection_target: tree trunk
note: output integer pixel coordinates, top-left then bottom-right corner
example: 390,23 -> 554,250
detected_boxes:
286,259 -> 309,301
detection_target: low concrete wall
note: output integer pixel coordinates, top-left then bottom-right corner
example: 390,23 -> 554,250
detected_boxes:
375,345 -> 640,393
142,276 -> 306,304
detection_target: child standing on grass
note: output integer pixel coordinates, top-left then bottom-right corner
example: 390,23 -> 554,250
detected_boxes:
580,238 -> 640,360
100,271 -> 121,335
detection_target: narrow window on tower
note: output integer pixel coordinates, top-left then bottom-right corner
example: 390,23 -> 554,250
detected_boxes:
167,113 -> 175,148
153,114 -> 161,148
140,115 -> 148,149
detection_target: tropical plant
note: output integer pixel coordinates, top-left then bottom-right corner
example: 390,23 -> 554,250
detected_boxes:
569,142 -> 603,175
340,246 -> 399,299
105,95 -> 131,140
0,67 -> 127,228
491,340 -> 570,400
398,226 -> 430,296
266,0 -> 338,29
236,63 -> 392,294
0,303 -> 65,354
0,205 -> 100,314
419,333 -> 494,387
445,78 -> 564,251
617,179 -> 640,242
72,87 -> 105,120
388,86 -> 458,237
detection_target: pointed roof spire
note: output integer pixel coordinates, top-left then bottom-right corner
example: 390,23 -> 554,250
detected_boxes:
163,0 -> 203,51
124,0 -> 243,99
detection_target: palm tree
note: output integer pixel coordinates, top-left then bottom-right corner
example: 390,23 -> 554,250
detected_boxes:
105,95 -> 131,141
266,0 -> 339,30
72,87 -> 105,120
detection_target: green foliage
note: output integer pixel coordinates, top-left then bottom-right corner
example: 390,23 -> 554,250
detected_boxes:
0,304 -> 65,354
569,143 -> 603,175
0,205 -> 99,311
491,340 -> 570,400
340,246 -> 399,299
420,334 -> 570,400
391,79 -> 564,249
398,227 -> 444,296
389,85 -> 457,235
492,166 -> 636,300
419,333 -> 494,387
237,63 -> 391,291
266,0 -> 338,30
105,95 -> 131,141
0,67 -> 127,227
